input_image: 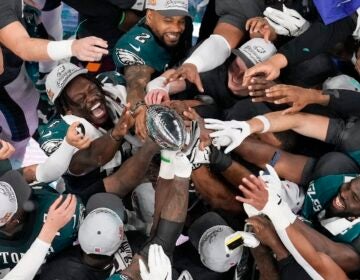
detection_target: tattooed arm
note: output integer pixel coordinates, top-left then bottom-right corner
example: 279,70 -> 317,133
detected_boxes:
124,65 -> 155,140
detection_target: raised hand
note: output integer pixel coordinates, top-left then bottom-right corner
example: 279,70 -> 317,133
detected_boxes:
39,194 -> 77,243
139,244 -> 172,280
71,36 -> 109,62
248,76 -> 276,102
112,104 -> 134,141
0,140 -> 15,160
246,17 -> 277,42
145,76 -> 170,105
204,119 -> 251,153
264,84 -> 321,114
264,5 -> 310,37
166,63 -> 204,93
66,122 -> 91,150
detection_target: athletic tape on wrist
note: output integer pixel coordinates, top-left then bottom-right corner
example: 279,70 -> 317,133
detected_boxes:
159,151 -> 176,179
254,115 -> 271,133
263,199 -> 297,231
47,40 -> 74,61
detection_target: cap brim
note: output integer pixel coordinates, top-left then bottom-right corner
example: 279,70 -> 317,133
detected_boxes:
0,170 -> 31,209
188,212 -> 228,250
158,9 -> 189,17
86,193 -> 125,221
231,49 -> 254,68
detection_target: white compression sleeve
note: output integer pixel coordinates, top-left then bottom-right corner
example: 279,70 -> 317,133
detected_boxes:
36,138 -> 77,182
277,229 -> 324,280
262,199 -> 324,279
184,34 -> 231,72
3,238 -> 50,280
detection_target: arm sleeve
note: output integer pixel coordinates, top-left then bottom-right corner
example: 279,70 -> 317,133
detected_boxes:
278,16 -> 355,66
215,0 -> 264,31
326,89 -> 360,118
276,229 -> 324,280
184,34 -> 231,72
36,138 -> 77,182
3,238 -> 50,280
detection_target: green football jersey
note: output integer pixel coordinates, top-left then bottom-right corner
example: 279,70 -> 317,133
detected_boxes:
37,118 -> 69,156
0,184 -> 84,273
113,18 -> 171,73
301,174 -> 360,244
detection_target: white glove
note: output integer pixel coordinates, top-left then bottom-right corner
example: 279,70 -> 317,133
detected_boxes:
177,270 -> 193,280
184,121 -> 210,169
264,4 -> 310,37
259,164 -> 282,194
243,203 -> 260,217
204,119 -> 251,154
260,165 -> 297,230
139,244 -> 172,280
173,152 -> 192,178
243,164 -> 281,218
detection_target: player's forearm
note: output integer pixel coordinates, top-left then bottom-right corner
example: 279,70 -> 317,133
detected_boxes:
104,139 -> 159,196
285,225 -> 327,273
248,111 -> 329,141
251,245 -> 282,279
124,65 -> 154,107
192,166 -> 243,213
69,132 -> 121,175
221,160 -> 251,187
3,239 -> 50,280
160,176 -> 189,223
168,79 -> 186,95
292,219 -> 360,273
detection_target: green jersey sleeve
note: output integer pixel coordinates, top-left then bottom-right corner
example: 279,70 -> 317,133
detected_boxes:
37,118 -> 69,156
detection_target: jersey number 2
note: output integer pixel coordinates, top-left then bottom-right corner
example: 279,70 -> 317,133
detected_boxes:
135,33 -> 151,44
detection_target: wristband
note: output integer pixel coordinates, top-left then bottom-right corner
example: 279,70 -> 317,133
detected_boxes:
159,150 -> 177,179
47,40 -> 74,61
262,198 -> 297,230
254,115 -> 270,133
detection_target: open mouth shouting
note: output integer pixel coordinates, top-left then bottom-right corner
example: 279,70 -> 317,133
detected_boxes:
332,194 -> 345,210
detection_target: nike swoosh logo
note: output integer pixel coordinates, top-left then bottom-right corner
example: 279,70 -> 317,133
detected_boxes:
129,43 -> 141,52
43,131 -> 52,137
